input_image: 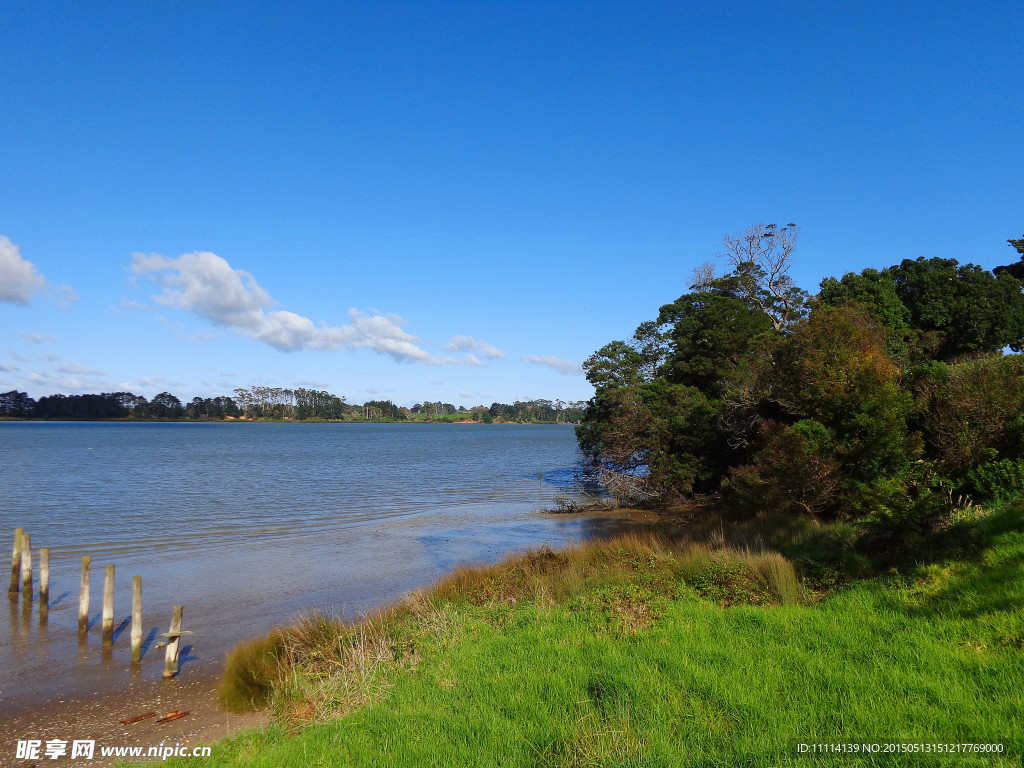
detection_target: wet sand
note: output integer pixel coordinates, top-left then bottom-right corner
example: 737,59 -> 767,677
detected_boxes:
2,507 -> 657,764
0,664 -> 266,766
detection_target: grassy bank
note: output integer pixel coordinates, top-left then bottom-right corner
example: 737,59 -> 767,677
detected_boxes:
149,502 -> 1023,767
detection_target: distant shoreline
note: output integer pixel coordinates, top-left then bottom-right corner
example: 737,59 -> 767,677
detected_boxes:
0,417 -> 581,425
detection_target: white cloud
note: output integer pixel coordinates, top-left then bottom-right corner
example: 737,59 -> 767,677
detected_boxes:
54,284 -> 78,308
137,376 -> 169,388
444,335 -> 506,359
521,354 -> 584,376
0,235 -> 47,305
0,362 -> 18,373
26,371 -> 102,393
19,332 -> 58,344
55,362 -> 106,376
131,251 -> 455,363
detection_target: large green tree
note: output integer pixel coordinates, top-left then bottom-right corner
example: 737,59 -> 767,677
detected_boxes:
820,255 -> 1024,359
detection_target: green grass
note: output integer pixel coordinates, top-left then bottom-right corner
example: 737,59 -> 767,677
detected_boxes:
149,503 -> 1023,767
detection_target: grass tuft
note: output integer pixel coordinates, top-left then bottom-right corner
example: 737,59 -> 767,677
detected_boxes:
218,629 -> 287,713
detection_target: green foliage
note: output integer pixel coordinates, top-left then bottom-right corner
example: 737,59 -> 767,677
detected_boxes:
577,379 -> 727,501
915,355 -> 1024,474
818,268 -> 915,360
726,419 -> 842,517
580,229 -> 1024,520
854,476 -> 950,552
657,290 -> 774,392
966,460 -> 1024,502
770,304 -> 920,483
820,255 -> 1024,359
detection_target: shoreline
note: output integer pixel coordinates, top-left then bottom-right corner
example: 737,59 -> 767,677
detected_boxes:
0,659 -> 266,767
2,507 -> 658,765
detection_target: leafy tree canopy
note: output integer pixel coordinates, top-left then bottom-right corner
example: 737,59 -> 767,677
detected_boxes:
578,227 -> 1024,527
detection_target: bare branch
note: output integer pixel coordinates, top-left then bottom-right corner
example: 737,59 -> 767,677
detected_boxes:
718,223 -> 805,331
689,261 -> 717,291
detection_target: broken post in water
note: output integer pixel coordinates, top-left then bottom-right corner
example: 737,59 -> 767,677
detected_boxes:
102,564 -> 115,644
78,556 -> 91,633
39,548 -> 50,605
131,576 -> 142,663
162,605 -> 192,679
19,533 -> 32,600
8,528 -> 22,598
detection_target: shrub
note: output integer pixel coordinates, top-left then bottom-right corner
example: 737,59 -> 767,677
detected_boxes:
966,459 -> 1024,502
725,419 -> 842,517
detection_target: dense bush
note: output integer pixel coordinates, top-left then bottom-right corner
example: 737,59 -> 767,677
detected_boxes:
578,228 -> 1024,531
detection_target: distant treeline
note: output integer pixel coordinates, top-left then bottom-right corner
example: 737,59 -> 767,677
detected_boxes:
0,386 -> 587,424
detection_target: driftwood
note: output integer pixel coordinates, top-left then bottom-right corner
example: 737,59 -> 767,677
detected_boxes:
119,712 -> 156,725
156,711 -> 189,724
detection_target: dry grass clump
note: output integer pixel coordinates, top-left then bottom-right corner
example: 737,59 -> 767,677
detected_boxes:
430,534 -> 676,607
221,597 -> 463,720
219,629 -> 288,713
270,613 -> 395,723
674,544 -> 803,606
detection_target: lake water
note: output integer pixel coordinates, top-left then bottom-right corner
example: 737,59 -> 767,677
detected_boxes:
0,422 -> 638,709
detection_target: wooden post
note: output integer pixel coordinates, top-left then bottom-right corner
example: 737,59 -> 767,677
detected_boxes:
78,556 -> 91,633
19,533 -> 32,599
101,564 -> 115,644
163,605 -> 184,679
131,576 -> 142,663
39,548 -> 50,604
8,528 -> 22,597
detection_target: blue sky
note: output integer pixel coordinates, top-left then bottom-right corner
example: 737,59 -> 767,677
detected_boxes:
2,1 -> 1022,408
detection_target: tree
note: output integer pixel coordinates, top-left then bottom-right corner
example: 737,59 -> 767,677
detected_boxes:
718,223 -> 809,331
914,355 -> 1024,474
0,390 -> 36,417
888,257 -> 1024,358
993,234 -> 1024,281
149,392 -> 184,419
656,287 -> 775,394
821,254 -> 1024,359
763,304 -> 922,510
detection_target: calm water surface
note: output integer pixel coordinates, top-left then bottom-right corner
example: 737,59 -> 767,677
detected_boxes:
0,422 -> 636,708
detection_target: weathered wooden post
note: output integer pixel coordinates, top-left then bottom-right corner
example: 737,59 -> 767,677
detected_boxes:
39,548 -> 50,604
78,556 -> 91,633
102,564 -> 115,644
131,576 -> 142,663
162,605 -> 192,679
19,533 -> 32,599
8,528 -> 22,597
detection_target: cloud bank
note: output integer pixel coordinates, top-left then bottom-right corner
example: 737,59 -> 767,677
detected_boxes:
131,251 -> 469,364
